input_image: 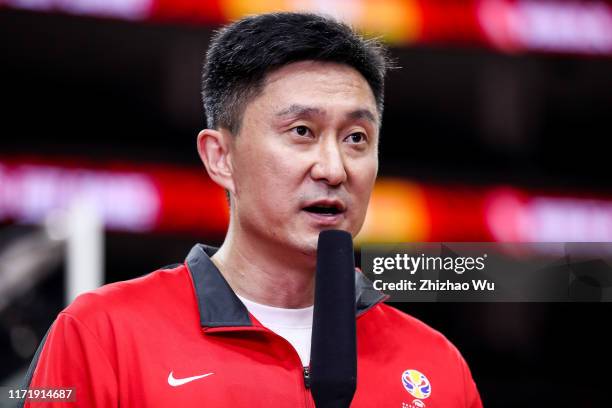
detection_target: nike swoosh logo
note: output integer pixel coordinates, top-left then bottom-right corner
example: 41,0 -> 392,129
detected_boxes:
167,371 -> 215,387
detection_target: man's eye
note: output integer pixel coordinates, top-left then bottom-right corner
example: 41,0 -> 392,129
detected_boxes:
346,132 -> 367,144
292,126 -> 311,137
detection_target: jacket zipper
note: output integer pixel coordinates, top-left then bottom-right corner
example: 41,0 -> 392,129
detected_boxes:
303,366 -> 314,408
303,366 -> 311,388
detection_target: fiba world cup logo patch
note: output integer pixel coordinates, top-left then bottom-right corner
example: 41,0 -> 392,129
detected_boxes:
401,369 -> 431,399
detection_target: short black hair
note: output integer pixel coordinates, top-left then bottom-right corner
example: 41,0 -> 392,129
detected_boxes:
202,12 -> 390,134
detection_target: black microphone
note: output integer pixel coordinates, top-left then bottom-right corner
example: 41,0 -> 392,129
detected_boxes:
310,230 -> 357,408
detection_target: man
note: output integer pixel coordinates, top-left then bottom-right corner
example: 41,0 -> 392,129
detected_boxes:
22,12 -> 482,407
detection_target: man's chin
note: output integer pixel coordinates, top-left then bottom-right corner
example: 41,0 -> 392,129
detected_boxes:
287,225 -> 353,259
298,237 -> 318,257
285,232 -> 318,260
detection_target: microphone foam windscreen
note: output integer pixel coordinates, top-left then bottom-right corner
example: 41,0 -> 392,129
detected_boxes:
310,229 -> 357,408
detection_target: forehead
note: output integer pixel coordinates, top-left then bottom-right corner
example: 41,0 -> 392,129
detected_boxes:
248,60 -> 379,122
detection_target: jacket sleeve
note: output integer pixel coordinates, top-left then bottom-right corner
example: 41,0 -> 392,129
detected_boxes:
21,312 -> 118,408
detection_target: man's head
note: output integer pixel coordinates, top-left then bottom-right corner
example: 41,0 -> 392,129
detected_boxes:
198,12 -> 390,258
201,12 -> 389,134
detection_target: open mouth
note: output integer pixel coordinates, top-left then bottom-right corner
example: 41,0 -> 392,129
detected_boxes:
302,203 -> 344,216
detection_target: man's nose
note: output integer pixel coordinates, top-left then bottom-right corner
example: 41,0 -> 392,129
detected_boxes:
310,137 -> 347,186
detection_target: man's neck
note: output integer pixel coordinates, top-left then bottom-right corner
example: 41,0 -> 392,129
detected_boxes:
211,229 -> 316,309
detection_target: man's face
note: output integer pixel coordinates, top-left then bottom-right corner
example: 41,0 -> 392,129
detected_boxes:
229,60 -> 379,257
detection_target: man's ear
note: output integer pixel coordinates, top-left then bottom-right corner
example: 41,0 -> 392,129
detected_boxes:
197,128 -> 235,194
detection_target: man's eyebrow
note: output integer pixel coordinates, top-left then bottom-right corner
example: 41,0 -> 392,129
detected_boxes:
275,104 -> 324,118
347,109 -> 378,125
276,104 -> 378,125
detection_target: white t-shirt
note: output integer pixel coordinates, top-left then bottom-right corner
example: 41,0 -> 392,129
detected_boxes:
236,294 -> 313,367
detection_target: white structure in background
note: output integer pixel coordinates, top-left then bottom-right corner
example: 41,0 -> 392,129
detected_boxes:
3,0 -> 152,20
65,197 -> 104,305
479,0 -> 612,54
486,189 -> 612,243
0,162 -> 160,232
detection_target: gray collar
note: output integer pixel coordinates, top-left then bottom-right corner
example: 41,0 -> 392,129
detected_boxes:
185,244 -> 387,328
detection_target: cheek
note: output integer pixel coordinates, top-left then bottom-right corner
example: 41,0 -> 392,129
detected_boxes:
238,148 -> 303,212
353,156 -> 378,192
350,162 -> 378,213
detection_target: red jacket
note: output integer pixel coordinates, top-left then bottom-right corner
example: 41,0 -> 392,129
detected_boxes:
23,244 -> 482,407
